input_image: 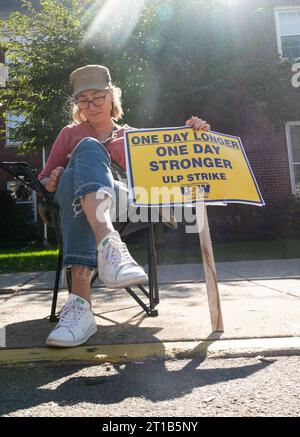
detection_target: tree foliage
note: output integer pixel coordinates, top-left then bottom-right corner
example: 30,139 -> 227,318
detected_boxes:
0,0 -> 299,152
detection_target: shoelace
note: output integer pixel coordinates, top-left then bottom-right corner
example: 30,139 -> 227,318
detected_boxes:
106,239 -> 135,268
59,302 -> 85,329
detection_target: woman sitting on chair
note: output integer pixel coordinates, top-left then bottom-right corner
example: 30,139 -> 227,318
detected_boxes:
38,64 -> 211,347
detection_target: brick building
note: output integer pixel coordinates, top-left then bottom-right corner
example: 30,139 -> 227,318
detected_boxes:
240,0 -> 300,205
0,0 -> 300,215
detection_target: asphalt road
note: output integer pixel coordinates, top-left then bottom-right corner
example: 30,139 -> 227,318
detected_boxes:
0,356 -> 299,417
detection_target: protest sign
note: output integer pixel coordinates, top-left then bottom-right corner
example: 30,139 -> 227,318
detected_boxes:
125,127 -> 264,207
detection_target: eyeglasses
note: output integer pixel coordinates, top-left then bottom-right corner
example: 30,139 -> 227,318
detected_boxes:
75,91 -> 108,110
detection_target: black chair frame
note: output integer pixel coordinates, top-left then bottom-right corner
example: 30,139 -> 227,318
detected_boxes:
0,161 -> 160,321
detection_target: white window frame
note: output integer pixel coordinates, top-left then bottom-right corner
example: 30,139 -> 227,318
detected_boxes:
286,121 -> 300,196
275,6 -> 300,58
2,35 -> 27,84
5,112 -> 26,147
0,60 -> 8,87
3,50 -> 11,83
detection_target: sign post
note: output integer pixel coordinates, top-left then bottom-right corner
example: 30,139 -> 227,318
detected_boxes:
197,204 -> 224,332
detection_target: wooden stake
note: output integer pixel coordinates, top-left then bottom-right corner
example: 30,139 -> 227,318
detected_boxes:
197,204 -> 224,332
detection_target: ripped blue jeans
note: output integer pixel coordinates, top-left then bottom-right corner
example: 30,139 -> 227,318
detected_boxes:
54,137 -> 115,269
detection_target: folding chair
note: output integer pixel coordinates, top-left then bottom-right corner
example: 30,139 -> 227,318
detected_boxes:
0,161 -> 166,321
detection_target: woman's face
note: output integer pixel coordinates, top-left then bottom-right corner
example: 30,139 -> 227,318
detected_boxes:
75,88 -> 113,125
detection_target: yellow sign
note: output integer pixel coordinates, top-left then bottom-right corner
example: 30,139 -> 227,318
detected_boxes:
124,127 -> 264,207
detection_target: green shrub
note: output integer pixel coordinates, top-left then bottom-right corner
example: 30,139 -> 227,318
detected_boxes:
160,198 -> 300,248
208,198 -> 300,243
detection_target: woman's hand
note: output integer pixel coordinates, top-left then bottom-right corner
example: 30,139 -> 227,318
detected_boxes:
46,166 -> 64,192
185,116 -> 211,131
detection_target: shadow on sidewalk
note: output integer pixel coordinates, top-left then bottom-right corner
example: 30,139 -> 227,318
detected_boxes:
3,307 -> 164,348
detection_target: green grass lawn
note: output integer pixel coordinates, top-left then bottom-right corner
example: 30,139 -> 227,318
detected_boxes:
0,248 -> 59,273
1,238 -> 300,273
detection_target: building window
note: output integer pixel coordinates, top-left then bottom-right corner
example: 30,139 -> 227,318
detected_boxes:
2,36 -> 26,81
275,7 -> 300,58
286,122 -> 300,197
0,62 -> 8,87
5,112 -> 25,146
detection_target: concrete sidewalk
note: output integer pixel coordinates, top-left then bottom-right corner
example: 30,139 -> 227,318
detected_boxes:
0,259 -> 300,365
2,258 -> 300,293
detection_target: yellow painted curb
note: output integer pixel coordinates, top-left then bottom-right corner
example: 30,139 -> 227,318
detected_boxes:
0,343 -> 169,365
1,338 -> 300,366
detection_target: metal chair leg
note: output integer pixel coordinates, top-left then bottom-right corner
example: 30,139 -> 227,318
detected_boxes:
50,249 -> 62,322
49,208 -> 64,322
149,223 -> 159,305
147,224 -> 159,317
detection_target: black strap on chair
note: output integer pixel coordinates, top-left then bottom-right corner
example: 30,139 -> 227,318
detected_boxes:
0,161 -> 159,321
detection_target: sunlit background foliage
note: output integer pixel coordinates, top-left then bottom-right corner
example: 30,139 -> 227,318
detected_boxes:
0,0 -> 298,151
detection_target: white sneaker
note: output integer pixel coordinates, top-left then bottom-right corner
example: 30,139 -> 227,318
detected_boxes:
98,231 -> 148,288
46,294 -> 97,347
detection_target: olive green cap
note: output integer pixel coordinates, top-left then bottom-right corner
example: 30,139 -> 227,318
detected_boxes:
70,65 -> 112,96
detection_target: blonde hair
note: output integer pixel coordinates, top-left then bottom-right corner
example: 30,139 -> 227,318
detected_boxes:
71,86 -> 123,124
